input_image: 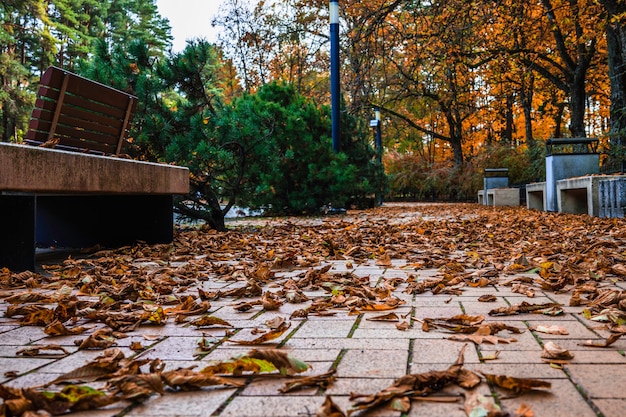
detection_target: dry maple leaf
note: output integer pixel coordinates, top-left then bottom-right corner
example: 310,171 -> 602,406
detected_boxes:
396,321 -> 410,331
76,328 -> 117,350
530,324 -> 569,335
348,345 -> 477,415
107,373 -> 165,399
365,312 -> 400,322
463,391 -> 505,417
44,320 -> 90,336
190,315 -> 233,328
480,373 -> 551,395
279,369 -> 336,393
161,368 -> 243,390
317,395 -> 347,417
488,301 -> 562,316
229,321 -> 291,345
448,325 -> 517,344
541,341 -> 574,361
247,349 -> 311,375
46,348 -> 126,386
17,345 -> 69,357
260,291 -> 283,310
581,333 -> 623,348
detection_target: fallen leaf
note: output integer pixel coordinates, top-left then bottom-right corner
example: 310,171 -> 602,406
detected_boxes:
581,333 -> 623,348
17,345 -> 70,357
366,312 -> 400,322
541,341 -> 574,361
190,315 -> 233,328
247,349 -> 311,375
530,324 -> 569,335
317,395 -> 346,417
463,391 -> 504,417
279,369 -> 337,393
396,321 -> 410,331
481,373 -> 551,395
229,321 -> 291,345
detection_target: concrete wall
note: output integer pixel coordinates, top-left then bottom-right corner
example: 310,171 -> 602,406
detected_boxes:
545,154 -> 599,211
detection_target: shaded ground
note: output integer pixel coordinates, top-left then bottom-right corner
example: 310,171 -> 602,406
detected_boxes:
1,203 -> 626,416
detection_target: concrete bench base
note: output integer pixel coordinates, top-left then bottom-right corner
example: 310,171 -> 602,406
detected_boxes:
478,188 -> 519,206
599,177 -> 626,218
556,175 -> 622,216
0,143 -> 189,271
526,182 -> 546,211
477,190 -> 485,205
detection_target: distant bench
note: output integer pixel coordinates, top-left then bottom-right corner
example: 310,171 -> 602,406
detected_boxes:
0,66 -> 189,272
477,168 -> 520,206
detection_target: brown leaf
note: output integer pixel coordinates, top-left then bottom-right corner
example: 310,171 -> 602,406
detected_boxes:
463,391 -> 505,416
161,368 -> 243,390
76,329 -> 117,350
265,316 -> 286,329
17,345 -> 69,357
44,320 -> 89,336
489,301 -> 562,316
365,312 -> 400,322
260,291 -> 283,310
541,341 -> 574,360
581,333 -> 623,348
190,315 -> 233,328
231,300 -> 261,312
396,321 -> 410,331
530,324 -> 569,335
448,325 -> 517,344
279,370 -> 336,393
229,321 -> 291,345
317,395 -> 346,417
481,373 -> 551,395
247,348 -> 311,375
47,348 -> 125,385
107,373 -> 165,399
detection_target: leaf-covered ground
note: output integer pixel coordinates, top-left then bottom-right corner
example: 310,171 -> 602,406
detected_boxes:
1,203 -> 626,416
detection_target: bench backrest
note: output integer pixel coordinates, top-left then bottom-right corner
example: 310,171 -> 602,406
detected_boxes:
25,66 -> 137,155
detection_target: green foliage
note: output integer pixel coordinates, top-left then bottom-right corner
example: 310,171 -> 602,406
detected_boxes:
222,82 -> 384,215
386,141 -> 547,201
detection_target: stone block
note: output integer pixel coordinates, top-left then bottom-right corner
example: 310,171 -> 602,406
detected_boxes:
485,188 -> 520,206
526,181 -> 546,211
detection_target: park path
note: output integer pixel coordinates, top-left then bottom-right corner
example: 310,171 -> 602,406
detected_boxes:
1,203 -> 626,416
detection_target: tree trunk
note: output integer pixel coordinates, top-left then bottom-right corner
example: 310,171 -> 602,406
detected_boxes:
602,0 -> 626,147
568,68 -> 588,137
520,72 -> 535,147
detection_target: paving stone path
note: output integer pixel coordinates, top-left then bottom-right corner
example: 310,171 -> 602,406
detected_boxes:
1,203 -> 625,417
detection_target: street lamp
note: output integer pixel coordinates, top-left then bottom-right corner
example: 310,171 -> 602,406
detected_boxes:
370,107 -> 382,164
370,107 -> 383,205
330,0 -> 340,153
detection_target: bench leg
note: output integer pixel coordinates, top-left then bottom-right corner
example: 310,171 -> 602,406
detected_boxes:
0,195 -> 36,271
36,195 -> 174,248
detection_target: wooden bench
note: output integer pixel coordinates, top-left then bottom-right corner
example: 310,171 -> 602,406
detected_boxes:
0,67 -> 189,272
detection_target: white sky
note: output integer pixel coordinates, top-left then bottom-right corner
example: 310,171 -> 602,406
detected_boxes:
155,0 -> 224,52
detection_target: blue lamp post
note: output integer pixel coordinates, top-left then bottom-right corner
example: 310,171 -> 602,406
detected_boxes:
330,0 -> 340,152
370,107 -> 383,205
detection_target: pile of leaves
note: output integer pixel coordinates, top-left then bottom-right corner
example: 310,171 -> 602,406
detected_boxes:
1,203 -> 626,416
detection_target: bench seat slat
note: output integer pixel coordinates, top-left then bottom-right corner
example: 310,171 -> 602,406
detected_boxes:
39,67 -> 135,110
30,107 -> 126,138
34,91 -> 133,122
26,67 -> 137,154
25,128 -> 119,154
